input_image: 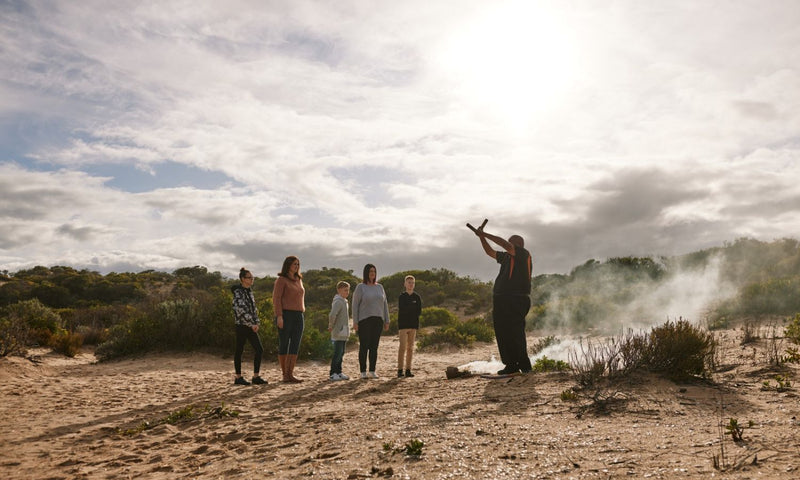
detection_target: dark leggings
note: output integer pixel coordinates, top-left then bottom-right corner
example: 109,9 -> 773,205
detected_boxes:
357,316 -> 384,372
234,324 -> 264,375
278,310 -> 305,355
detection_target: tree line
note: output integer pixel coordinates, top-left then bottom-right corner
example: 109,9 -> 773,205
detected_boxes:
2,237 -> 799,359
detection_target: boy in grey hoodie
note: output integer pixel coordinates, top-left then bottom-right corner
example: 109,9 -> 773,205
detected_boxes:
328,281 -> 351,380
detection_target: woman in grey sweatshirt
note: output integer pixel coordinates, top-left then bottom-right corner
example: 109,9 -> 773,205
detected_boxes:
351,263 -> 390,378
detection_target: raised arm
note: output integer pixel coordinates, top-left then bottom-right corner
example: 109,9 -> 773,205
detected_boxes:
475,228 -> 515,258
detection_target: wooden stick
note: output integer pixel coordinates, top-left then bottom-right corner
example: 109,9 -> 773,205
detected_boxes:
466,218 -> 488,233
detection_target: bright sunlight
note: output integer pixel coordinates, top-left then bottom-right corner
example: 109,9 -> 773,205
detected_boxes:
436,1 -> 579,129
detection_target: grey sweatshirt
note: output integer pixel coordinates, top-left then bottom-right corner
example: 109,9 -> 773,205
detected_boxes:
351,282 -> 390,325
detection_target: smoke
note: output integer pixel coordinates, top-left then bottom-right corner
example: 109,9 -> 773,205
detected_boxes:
619,254 -> 736,328
456,338 -> 582,374
532,253 -> 739,333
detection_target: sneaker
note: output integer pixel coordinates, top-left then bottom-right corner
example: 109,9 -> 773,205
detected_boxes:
329,373 -> 343,381
338,373 -> 350,380
404,369 -> 415,378
397,369 -> 404,378
234,376 -> 251,386
360,372 -> 368,379
251,376 -> 268,385
368,371 -> 379,379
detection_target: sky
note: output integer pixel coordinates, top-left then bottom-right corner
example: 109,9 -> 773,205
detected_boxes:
1,0 -> 799,281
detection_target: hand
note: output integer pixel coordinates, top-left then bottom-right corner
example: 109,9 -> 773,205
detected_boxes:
353,324 -> 358,333
277,316 -> 284,329
384,323 -> 389,332
251,325 -> 259,333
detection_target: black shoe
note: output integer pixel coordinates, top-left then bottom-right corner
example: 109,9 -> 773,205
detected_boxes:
397,369 -> 404,378
251,376 -> 268,385
404,369 -> 414,378
496,366 -> 520,375
234,376 -> 251,386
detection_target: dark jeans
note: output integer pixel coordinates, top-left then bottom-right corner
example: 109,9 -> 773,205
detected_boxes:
492,295 -> 532,372
234,324 -> 264,375
278,310 -> 304,355
330,340 -> 346,375
357,316 -> 383,373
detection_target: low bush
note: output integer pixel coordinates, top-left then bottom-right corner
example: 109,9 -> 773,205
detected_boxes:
785,313 -> 800,345
299,326 -> 334,360
49,328 -> 83,357
96,290 -> 235,360
531,355 -> 570,373
453,317 -> 494,343
416,310 -> 493,350
4,299 -> 63,346
383,313 -> 399,336
570,319 -> 716,387
0,314 -> 29,357
417,326 -> 475,349
75,324 -> 109,345
644,319 -> 715,379
419,307 -> 457,327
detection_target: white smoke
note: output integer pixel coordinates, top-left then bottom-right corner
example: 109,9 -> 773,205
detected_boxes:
456,339 -> 583,374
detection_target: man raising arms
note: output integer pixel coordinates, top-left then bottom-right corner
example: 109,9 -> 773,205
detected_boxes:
473,223 -> 533,375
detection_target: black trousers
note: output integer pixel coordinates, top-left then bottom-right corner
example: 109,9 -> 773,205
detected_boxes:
492,295 -> 532,371
357,316 -> 384,372
234,324 -> 264,375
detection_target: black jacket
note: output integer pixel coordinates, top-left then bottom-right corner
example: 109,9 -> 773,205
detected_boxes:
398,291 -> 422,329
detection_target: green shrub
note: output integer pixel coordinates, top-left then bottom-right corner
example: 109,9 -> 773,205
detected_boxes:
785,313 -> 800,345
96,289 -> 237,360
0,314 -> 29,357
419,307 -> 457,327
49,328 -> 83,357
4,299 -> 63,346
560,389 -> 578,401
417,326 -> 475,350
383,313 -> 399,336
644,319 -> 715,379
404,438 -> 424,456
299,326 -> 333,360
454,317 -> 494,343
75,324 -> 109,345
531,355 -> 570,372
570,320 -> 716,386
95,310 -> 159,360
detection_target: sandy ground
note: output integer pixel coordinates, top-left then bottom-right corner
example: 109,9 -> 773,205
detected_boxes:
1,330 -> 799,480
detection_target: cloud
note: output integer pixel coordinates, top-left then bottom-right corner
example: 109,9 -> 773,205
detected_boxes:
56,223 -> 104,242
2,1 -> 800,282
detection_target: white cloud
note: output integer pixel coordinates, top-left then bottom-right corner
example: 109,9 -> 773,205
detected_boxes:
1,1 -> 800,282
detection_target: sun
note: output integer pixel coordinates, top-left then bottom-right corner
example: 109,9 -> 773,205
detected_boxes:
436,1 -> 579,129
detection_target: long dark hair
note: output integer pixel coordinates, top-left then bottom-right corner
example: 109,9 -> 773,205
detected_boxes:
278,255 -> 302,280
362,263 -> 376,284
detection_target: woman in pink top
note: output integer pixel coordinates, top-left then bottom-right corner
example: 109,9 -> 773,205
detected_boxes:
272,255 -> 306,383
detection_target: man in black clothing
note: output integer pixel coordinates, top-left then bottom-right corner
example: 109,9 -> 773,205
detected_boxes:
473,225 -> 533,375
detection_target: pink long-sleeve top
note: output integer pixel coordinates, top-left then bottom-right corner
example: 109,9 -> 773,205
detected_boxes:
272,275 -> 306,317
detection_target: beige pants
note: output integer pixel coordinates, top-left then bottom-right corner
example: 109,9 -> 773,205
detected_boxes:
398,328 -> 417,370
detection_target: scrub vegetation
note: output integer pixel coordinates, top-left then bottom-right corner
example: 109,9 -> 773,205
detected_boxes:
0,265 -> 491,360
2,237 -> 799,365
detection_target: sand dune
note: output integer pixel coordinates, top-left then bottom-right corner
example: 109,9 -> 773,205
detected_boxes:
1,332 -> 798,479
